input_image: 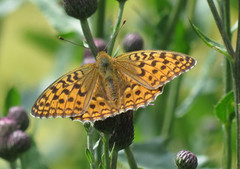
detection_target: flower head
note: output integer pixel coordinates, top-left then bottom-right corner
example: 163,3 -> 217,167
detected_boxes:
123,33 -> 144,52
175,150 -> 198,169
63,0 -> 98,20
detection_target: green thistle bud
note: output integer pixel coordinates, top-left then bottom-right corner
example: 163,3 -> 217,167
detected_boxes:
7,106 -> 29,131
123,33 -> 144,52
0,118 -> 18,137
63,0 -> 98,20
175,150 -> 198,169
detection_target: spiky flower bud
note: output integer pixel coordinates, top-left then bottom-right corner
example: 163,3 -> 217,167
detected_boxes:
63,0 -> 98,20
94,111 -> 134,151
94,114 -> 120,134
175,150 -> 198,169
8,130 -> 31,154
123,33 -> 144,52
83,38 -> 107,65
109,110 -> 134,151
0,130 -> 31,162
0,118 -> 18,137
7,106 -> 29,131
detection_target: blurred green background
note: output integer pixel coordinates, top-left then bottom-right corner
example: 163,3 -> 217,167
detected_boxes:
0,0 -> 238,168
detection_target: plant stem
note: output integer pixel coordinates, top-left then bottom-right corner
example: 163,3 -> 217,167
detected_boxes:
161,77 -> 182,141
80,19 -> 98,57
96,0 -> 106,38
220,1 -> 233,168
20,155 -> 27,169
207,0 -> 235,58
108,1 -> 126,56
160,0 -> 187,49
124,146 -> 138,169
87,126 -> 96,169
103,134 -> 110,169
111,150 -> 118,169
223,123 -> 232,169
222,0 -> 231,39
234,1 -> 240,168
9,161 -> 16,169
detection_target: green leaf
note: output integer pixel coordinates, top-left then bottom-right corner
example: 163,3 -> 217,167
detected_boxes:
190,20 -> 233,62
215,91 -> 235,123
85,148 -> 94,164
3,87 -> 21,116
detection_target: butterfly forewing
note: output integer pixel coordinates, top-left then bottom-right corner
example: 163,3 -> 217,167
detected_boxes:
115,50 -> 196,89
31,63 -> 98,118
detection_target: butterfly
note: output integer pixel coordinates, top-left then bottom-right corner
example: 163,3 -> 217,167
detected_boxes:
31,50 -> 196,122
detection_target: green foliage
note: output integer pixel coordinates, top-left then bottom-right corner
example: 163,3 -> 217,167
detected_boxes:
190,20 -> 233,62
85,148 -> 94,164
3,87 -> 21,117
215,91 -> 235,124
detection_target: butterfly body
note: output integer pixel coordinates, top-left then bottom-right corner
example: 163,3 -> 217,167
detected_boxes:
32,50 -> 196,122
97,52 -> 121,109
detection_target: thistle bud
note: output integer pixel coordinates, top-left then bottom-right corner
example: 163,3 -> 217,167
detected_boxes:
0,118 -> 18,137
83,38 -> 107,65
7,106 -> 29,131
94,114 -> 120,134
109,110 -> 134,151
63,0 -> 98,20
7,130 -> 31,154
123,33 -> 144,52
175,150 -> 198,169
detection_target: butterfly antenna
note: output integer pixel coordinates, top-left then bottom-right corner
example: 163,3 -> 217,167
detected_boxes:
58,36 -> 87,48
104,20 -> 126,52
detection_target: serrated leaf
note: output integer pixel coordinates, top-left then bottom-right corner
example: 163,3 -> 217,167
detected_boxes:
85,148 -> 94,164
3,87 -> 21,116
190,20 -> 233,62
215,91 -> 235,123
